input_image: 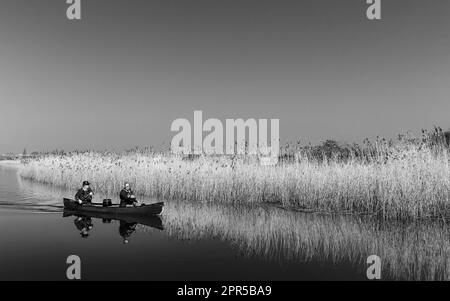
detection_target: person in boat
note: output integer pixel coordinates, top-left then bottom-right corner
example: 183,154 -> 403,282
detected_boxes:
75,181 -> 94,205
119,220 -> 137,244
119,182 -> 139,207
74,216 -> 93,238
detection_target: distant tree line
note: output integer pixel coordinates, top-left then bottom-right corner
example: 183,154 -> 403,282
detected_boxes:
4,127 -> 449,164
279,127 -> 450,164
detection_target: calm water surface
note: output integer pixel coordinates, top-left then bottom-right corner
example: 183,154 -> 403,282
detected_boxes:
0,163 -> 449,281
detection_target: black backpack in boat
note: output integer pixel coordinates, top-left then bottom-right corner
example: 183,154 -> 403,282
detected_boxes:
102,199 -> 112,207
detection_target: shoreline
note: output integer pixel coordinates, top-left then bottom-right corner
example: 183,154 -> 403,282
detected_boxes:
17,146 -> 450,220
0,160 -> 21,165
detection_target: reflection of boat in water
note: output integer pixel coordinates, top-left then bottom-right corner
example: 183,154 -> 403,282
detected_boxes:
63,198 -> 164,217
63,209 -> 164,231
73,216 -> 94,238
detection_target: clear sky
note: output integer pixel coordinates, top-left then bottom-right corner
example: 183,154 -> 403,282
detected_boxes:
1,0 -> 450,153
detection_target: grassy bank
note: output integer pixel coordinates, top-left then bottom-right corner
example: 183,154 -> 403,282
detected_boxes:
18,132 -> 450,219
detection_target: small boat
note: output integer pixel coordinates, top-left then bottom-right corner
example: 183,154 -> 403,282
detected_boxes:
63,198 -> 164,217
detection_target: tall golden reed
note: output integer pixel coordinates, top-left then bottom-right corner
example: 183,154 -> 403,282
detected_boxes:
18,139 -> 450,219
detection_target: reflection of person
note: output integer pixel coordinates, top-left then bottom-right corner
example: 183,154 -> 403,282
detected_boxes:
74,216 -> 94,238
119,182 -> 139,207
75,181 -> 94,205
119,220 -> 137,244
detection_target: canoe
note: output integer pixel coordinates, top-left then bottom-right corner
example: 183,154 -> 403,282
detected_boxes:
63,198 -> 164,217
62,210 -> 164,230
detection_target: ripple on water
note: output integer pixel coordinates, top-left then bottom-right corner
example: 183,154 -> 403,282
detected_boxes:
0,165 -> 65,212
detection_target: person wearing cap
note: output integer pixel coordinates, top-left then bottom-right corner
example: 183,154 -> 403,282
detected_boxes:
75,181 -> 94,205
119,182 -> 139,207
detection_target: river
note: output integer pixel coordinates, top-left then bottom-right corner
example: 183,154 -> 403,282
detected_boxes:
0,163 -> 449,280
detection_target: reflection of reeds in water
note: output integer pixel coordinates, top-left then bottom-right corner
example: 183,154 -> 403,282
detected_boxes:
157,201 -> 450,280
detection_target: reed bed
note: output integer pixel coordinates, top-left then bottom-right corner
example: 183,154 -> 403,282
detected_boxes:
18,134 -> 450,219
15,175 -> 450,280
